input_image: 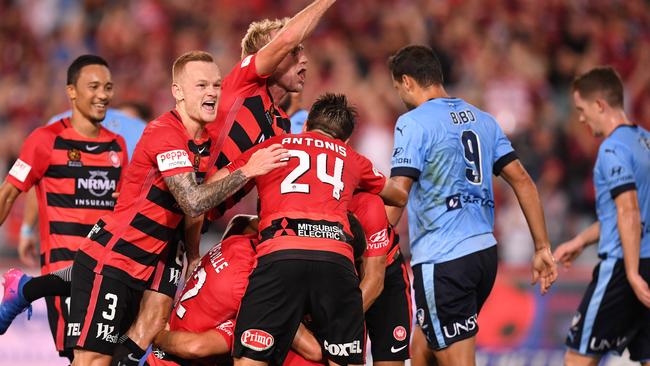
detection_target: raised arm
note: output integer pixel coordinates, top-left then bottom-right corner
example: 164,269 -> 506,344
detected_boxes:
255,0 -> 336,76
164,144 -> 288,217
499,159 -> 557,294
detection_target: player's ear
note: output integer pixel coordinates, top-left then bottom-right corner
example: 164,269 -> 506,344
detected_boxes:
595,98 -> 606,113
301,120 -> 309,133
171,82 -> 184,102
401,75 -> 414,92
66,84 -> 76,100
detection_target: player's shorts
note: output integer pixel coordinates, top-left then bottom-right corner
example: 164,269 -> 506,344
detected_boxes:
365,256 -> 412,361
233,255 -> 365,366
44,294 -> 73,359
147,234 -> 185,299
66,261 -> 142,355
412,245 -> 497,350
566,257 -> 650,361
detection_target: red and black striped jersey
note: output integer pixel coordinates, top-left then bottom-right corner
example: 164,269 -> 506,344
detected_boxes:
6,118 -> 128,274
348,192 -> 401,267
207,54 -> 291,218
77,110 -> 213,289
227,132 -> 386,264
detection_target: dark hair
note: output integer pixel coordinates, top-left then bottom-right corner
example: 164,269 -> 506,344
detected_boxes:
306,93 -> 357,141
388,45 -> 444,87
67,55 -> 109,86
572,66 -> 624,108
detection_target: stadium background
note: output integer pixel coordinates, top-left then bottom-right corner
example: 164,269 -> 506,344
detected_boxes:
0,0 -> 648,365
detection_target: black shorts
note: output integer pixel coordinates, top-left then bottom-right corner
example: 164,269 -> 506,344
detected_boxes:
566,257 -> 650,361
412,245 -> 497,350
233,255 -> 365,366
365,257 -> 411,361
148,234 -> 184,299
66,262 -> 142,355
44,295 -> 73,359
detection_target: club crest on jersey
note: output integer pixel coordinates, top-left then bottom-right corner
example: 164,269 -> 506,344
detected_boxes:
108,150 -> 121,168
68,148 -> 83,167
393,326 -> 407,341
241,329 -> 274,351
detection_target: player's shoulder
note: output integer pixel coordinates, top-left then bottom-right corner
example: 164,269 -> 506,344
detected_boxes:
143,111 -> 184,137
31,119 -> 67,141
600,127 -> 635,155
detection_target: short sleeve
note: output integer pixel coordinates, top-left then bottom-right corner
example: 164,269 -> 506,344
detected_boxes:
355,153 -> 386,194
598,142 -> 637,199
492,123 -> 517,176
6,128 -> 53,192
224,54 -> 269,93
350,193 -> 391,258
390,115 -> 427,180
144,126 -> 195,178
214,319 -> 235,350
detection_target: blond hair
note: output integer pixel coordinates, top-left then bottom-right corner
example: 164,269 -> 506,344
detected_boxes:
172,50 -> 215,81
240,18 -> 289,59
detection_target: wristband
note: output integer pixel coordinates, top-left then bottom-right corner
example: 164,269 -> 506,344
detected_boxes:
20,223 -> 35,238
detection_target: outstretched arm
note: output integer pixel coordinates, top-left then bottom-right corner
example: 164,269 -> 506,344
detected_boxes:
164,144 -> 288,217
499,159 -> 557,294
255,0 -> 336,76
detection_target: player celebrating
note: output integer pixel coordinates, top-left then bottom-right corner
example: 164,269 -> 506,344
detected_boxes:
64,50 -> 288,366
554,67 -> 650,365
0,55 -> 128,361
386,45 -> 557,366
209,0 -> 336,216
224,93 -> 407,366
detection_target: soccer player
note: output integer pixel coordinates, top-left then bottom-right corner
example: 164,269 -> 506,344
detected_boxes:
0,55 -> 128,361
224,93 -> 407,366
208,0 -> 336,217
554,67 -> 650,366
64,51 -> 288,366
386,45 -> 557,366
349,192 -> 411,366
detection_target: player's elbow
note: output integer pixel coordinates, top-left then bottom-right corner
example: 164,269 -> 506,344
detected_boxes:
183,340 -> 213,359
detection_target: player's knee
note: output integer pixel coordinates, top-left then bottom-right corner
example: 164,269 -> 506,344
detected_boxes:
564,350 -> 599,366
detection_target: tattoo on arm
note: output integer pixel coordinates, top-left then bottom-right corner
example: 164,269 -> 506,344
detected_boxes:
164,170 -> 249,217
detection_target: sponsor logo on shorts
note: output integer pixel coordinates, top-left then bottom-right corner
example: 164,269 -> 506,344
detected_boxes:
393,326 -> 407,341
67,322 -> 81,336
241,329 -> 274,351
442,314 -> 477,339
96,323 -> 118,343
156,150 -> 192,172
390,345 -> 407,353
590,336 -> 627,352
168,268 -> 181,284
323,340 -> 362,356
9,159 -> 31,183
570,312 -> 581,329
416,308 -> 427,329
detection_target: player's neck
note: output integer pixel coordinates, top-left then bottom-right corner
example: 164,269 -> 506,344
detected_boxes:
415,85 -> 449,107
268,84 -> 288,107
69,113 -> 101,138
603,109 -> 633,137
175,106 -> 205,140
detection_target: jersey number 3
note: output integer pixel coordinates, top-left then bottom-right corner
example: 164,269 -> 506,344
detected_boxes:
280,150 -> 344,199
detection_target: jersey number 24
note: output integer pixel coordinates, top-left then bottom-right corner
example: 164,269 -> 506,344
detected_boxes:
280,150 -> 344,199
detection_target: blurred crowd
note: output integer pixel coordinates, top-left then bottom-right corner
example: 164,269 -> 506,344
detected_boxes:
1,0 -> 649,264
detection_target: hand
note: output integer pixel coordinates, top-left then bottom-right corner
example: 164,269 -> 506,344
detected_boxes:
628,272 -> 650,308
112,191 -> 121,199
240,144 -> 289,178
553,237 -> 585,268
531,246 -> 557,295
18,233 -> 38,267
185,256 -> 201,282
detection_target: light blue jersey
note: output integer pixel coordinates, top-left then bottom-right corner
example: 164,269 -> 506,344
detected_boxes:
47,108 -> 146,157
593,125 -> 650,258
290,109 -> 308,134
391,98 -> 516,265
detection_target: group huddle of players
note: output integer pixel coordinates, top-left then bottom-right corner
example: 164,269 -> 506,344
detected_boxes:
2,1 -> 650,366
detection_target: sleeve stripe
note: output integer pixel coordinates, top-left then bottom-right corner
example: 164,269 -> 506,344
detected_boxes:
493,151 -> 518,176
391,167 -> 421,180
610,182 -> 636,200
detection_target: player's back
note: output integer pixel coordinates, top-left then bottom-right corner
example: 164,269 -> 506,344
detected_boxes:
394,97 -> 516,265
244,131 -> 385,264
594,125 -> 650,258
